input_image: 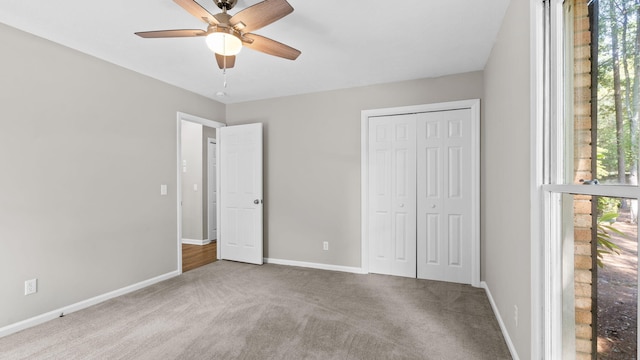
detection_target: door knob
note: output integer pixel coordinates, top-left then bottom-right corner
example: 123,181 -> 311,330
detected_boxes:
254,199 -> 260,204
431,204 -> 436,208
399,203 -> 404,208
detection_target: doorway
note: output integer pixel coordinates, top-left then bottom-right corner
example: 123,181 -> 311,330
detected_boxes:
360,100 -> 480,286
177,112 -> 224,273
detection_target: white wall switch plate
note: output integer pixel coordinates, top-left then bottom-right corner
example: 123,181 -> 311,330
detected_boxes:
160,184 -> 167,196
323,241 -> 329,251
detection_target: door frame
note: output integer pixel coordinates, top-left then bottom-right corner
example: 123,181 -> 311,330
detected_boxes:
207,137 -> 217,243
176,112 -> 225,273
360,99 -> 480,286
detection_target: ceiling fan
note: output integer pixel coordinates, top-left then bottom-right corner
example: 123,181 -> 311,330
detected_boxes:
135,0 -> 301,69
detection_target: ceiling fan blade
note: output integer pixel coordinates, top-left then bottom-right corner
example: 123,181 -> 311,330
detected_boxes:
243,33 -> 300,60
230,0 -> 293,33
173,0 -> 219,25
135,29 -> 207,38
215,54 -> 236,69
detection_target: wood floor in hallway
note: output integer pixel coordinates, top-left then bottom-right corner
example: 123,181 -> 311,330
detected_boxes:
182,242 -> 217,273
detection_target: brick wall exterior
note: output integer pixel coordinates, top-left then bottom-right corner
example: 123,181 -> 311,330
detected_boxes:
572,0 -> 595,359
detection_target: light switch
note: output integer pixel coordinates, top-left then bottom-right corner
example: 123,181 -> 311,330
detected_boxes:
182,166 -> 187,173
160,184 -> 167,196
193,183 -> 198,191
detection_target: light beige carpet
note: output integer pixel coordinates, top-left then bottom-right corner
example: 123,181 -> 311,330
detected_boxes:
0,261 -> 511,359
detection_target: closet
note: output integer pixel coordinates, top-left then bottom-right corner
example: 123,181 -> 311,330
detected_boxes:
364,100 -> 479,285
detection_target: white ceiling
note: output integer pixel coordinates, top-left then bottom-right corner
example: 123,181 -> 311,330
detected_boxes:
0,0 -> 510,104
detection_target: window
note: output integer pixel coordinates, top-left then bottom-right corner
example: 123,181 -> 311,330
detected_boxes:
542,0 -> 640,358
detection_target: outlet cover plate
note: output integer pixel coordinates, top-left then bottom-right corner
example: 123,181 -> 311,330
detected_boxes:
25,279 -> 37,295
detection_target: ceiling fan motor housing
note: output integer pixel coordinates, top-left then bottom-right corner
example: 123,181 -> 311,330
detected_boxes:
215,0 -> 238,10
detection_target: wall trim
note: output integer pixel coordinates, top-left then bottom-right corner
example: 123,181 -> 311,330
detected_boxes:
181,238 -> 211,246
264,258 -> 366,274
481,281 -> 520,360
0,270 -> 180,339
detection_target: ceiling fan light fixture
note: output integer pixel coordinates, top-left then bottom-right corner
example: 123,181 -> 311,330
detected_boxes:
206,31 -> 242,56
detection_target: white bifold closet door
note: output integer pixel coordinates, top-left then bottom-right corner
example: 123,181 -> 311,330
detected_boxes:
368,109 -> 474,284
368,114 -> 417,278
416,109 -> 473,284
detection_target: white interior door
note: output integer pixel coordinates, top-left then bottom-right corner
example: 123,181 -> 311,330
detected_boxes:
208,139 -> 217,241
416,109 -> 473,283
368,114 -> 417,278
219,123 -> 263,265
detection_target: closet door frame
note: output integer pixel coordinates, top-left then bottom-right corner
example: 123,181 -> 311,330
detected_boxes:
360,99 -> 480,287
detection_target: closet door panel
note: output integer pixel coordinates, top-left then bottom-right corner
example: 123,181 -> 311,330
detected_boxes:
368,115 -> 416,278
417,109 -> 473,284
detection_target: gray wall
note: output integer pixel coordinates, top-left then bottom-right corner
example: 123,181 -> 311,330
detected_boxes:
226,72 -> 484,268
181,121 -> 204,240
0,23 -> 224,328
483,0 -> 532,358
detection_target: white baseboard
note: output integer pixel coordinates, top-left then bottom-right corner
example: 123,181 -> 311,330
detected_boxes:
480,281 -> 520,360
182,238 -> 211,246
0,270 -> 180,339
264,258 -> 366,274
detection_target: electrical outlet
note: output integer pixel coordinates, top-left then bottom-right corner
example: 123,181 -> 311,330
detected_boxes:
323,241 -> 329,251
25,279 -> 37,295
514,305 -> 518,327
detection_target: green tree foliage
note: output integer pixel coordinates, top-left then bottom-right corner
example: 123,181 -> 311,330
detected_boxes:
596,212 -> 623,268
594,0 -> 639,266
597,0 -> 640,183
596,197 -> 624,268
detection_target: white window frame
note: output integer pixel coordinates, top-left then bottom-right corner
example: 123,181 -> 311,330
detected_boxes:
537,0 -> 640,358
